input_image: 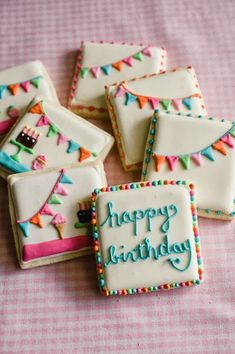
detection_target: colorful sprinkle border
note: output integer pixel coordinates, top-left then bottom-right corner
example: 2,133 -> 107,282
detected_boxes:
90,180 -> 204,296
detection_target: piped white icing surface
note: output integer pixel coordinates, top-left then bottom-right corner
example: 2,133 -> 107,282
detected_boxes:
143,112 -> 235,215
96,185 -> 200,291
70,41 -> 166,110
106,67 -> 207,168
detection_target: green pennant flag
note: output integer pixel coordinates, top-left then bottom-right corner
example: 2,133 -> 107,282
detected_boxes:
80,67 -> 90,78
30,76 -> 43,88
48,194 -> 61,204
179,155 -> 190,169
230,126 -> 235,138
133,52 -> 143,61
160,100 -> 171,110
47,123 -> 60,138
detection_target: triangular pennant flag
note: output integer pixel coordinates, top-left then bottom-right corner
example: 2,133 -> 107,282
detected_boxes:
8,84 -> 20,96
54,183 -> 69,196
221,134 -> 234,148
137,96 -> 148,109
115,86 -> 126,97
123,56 -> 133,66
133,52 -> 143,61
36,115 -> 50,127
51,213 -> 67,225
153,154 -> 166,172
172,98 -> 182,111
212,141 -> 227,156
53,223 -> 65,239
18,221 -> 30,237
0,85 -> 7,99
230,126 -> 235,138
30,76 -> 42,88
46,123 -> 60,137
101,65 -> 112,75
57,133 -> 69,146
166,156 -> 179,171
149,98 -> 160,109
30,213 -> 44,228
191,153 -> 202,166
142,46 -> 152,57
20,81 -> 30,92
79,147 -> 92,162
60,174 -> 73,184
125,92 -> 137,106
179,155 -> 190,169
40,204 -> 55,216
80,67 -> 90,78
29,101 -> 44,114
48,194 -> 62,204
90,67 -> 101,78
161,99 -> 171,110
201,146 -> 215,161
112,61 -> 123,71
182,97 -> 192,110
67,140 -> 80,154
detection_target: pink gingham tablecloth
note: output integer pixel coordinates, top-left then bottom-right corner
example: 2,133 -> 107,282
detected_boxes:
0,0 -> 235,353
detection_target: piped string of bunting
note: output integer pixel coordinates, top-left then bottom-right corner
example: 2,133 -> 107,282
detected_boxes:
28,101 -> 96,162
17,169 -> 74,239
115,84 -> 201,111
153,124 -> 235,172
0,76 -> 43,99
80,46 -> 153,79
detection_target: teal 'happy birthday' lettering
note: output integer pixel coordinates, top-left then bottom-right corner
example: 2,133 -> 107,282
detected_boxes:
100,201 -> 178,236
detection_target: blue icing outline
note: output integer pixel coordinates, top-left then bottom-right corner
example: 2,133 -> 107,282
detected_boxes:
0,151 -> 31,173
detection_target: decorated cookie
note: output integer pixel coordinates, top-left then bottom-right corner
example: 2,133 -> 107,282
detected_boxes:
8,161 -> 107,269
68,41 -> 166,119
91,181 -> 203,296
0,96 -> 114,179
0,61 -> 59,136
142,111 -> 235,220
105,66 -> 207,171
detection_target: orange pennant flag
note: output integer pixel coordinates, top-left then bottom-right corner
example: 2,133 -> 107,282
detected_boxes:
8,84 -> 20,96
30,213 -> 44,228
79,147 -> 92,162
212,141 -> 227,156
28,101 -> 44,114
112,61 -> 123,71
153,154 -> 166,172
138,96 -> 148,109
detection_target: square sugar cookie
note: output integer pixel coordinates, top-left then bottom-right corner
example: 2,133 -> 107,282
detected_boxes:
142,111 -> 235,220
8,161 -> 107,269
0,61 -> 59,136
105,67 -> 207,171
0,96 -> 114,179
68,41 -> 166,119
91,181 -> 203,296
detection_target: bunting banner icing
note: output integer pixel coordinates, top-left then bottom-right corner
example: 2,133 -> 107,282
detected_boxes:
152,124 -> 235,172
29,101 -> 96,162
0,76 -> 43,99
17,169 -> 73,239
115,84 -> 201,111
79,46 -> 153,79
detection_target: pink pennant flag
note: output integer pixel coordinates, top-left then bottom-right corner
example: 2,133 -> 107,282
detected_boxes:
191,152 -> 202,166
51,213 -> 67,224
40,204 -> 55,216
90,67 -> 101,78
20,81 -> 30,92
221,134 -> 234,148
142,46 -> 153,57
123,56 -> 133,66
172,98 -> 182,111
149,98 -> 160,110
115,85 -> 127,97
57,133 -> 69,146
36,115 -> 51,127
54,183 -> 69,196
166,156 -> 179,171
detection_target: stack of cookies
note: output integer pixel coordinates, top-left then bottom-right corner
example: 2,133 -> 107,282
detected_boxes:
0,41 -> 234,297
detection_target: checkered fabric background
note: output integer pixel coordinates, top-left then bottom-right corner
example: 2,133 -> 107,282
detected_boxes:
0,0 -> 235,353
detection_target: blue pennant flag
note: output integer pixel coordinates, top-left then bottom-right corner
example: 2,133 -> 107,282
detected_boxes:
201,146 -> 215,161
60,173 -> 73,184
67,140 -> 80,154
0,85 -> 7,99
101,65 -> 112,75
18,221 -> 30,237
182,97 -> 192,110
125,92 -> 138,106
